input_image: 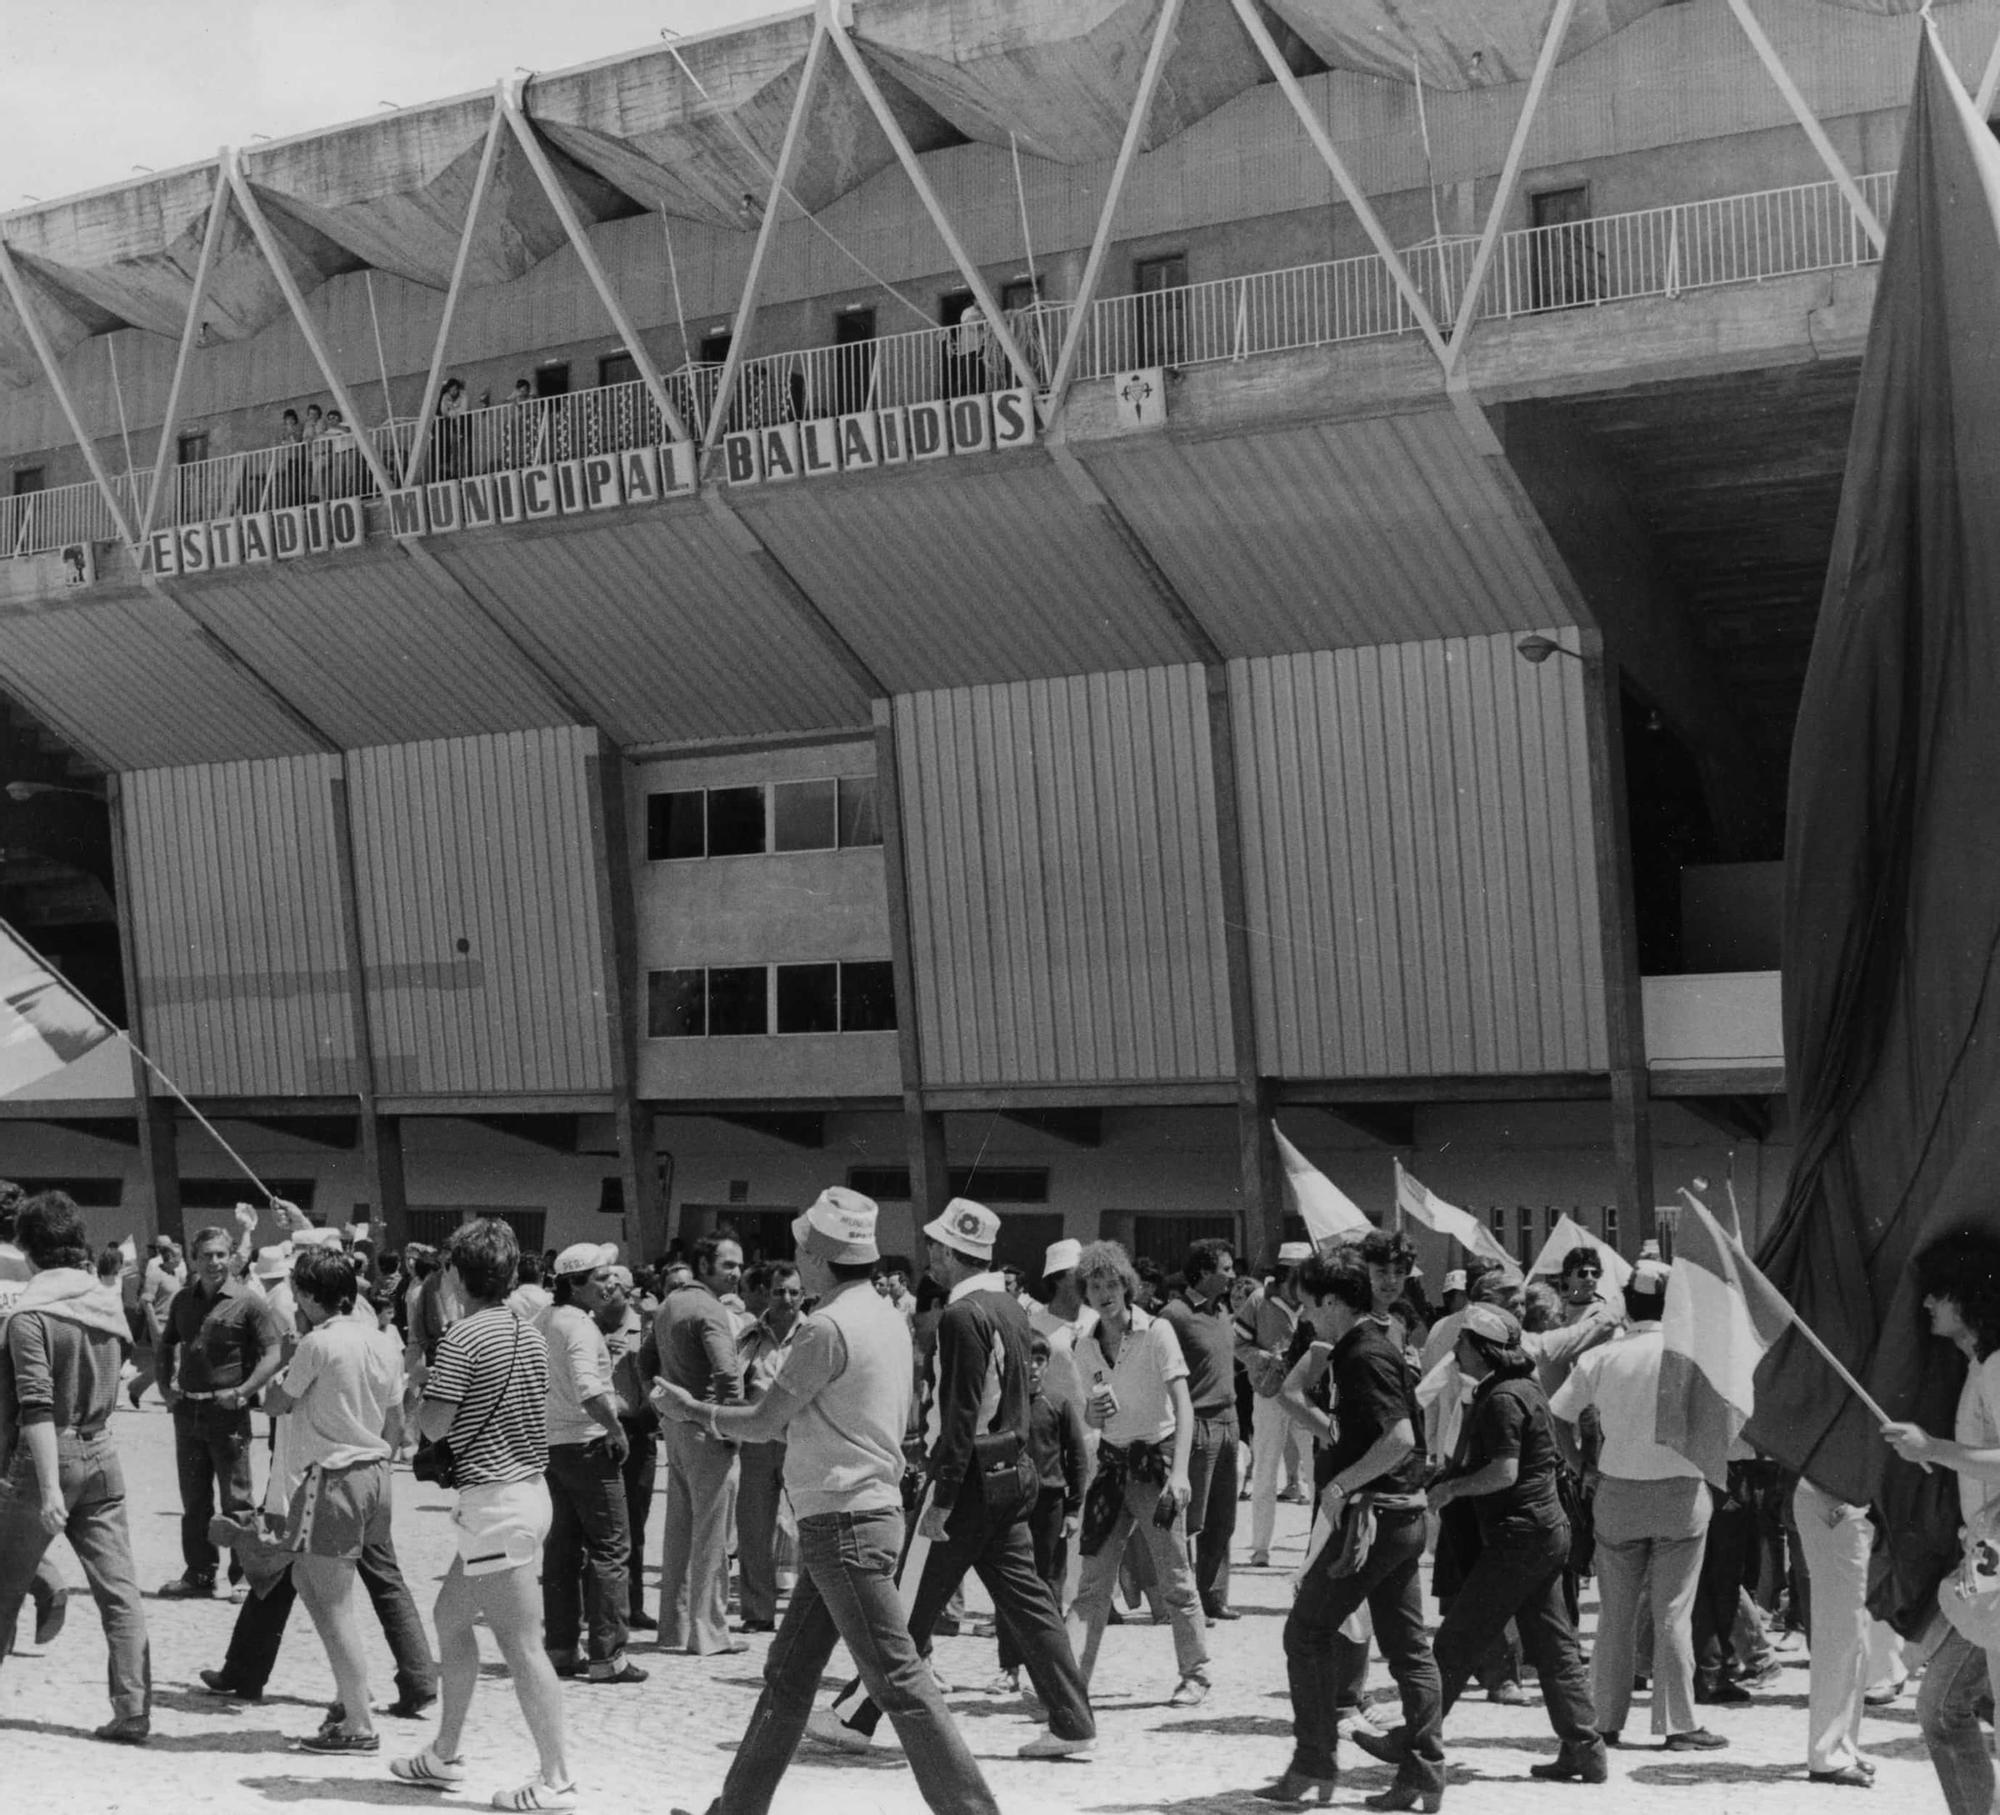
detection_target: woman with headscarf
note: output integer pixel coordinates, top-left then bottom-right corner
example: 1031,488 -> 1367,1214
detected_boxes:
1357,1303 -> 1604,1787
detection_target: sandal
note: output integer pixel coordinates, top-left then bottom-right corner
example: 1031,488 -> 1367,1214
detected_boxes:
492,1778 -> 578,1811
389,1748 -> 467,1788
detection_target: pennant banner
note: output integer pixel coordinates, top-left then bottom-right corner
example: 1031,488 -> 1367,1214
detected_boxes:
1272,1123 -> 1372,1247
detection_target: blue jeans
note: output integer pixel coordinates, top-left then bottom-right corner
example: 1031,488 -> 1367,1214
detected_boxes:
542,1440 -> 630,1666
1284,1505 -> 1443,1794
0,1436 -> 151,1721
172,1400 -> 255,1578
1917,1626 -> 1994,1815
712,1506 -> 999,1815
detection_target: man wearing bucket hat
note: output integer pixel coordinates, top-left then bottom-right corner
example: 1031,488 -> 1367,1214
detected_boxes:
813,1198 -> 1098,1762
657,1187 -> 1002,1815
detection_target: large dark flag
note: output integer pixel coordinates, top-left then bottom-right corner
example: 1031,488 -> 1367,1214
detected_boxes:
1747,28 -> 2000,1616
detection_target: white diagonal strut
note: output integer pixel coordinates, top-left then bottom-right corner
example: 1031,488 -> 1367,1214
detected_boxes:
402,98 -> 508,493
139,161 -> 233,545
0,235 -> 140,547
1043,0 -> 1188,428
1977,14 -> 2000,114
499,77 -> 692,446
1442,0 -> 1578,376
1724,0 -> 1884,253
820,0 -> 1037,392
1229,0 -> 1450,367
699,19 -> 832,453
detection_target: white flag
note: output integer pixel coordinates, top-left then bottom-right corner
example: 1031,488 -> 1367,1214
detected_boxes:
0,919 -> 115,1095
1394,1160 -> 1518,1274
1273,1123 -> 1371,1247
1528,1213 -> 1633,1291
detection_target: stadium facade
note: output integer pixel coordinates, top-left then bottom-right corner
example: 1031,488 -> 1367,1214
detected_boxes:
0,0 -> 1965,1276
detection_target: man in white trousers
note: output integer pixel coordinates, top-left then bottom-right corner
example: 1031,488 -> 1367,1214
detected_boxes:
1241,1242 -> 1312,1568
1791,1477 -> 1878,1787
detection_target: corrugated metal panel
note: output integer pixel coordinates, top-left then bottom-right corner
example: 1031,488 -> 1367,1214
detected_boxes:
122,756 -> 358,1095
433,513 -> 870,743
179,556 -> 580,747
1088,412 -> 1573,656
896,665 -> 1232,1086
1231,635 -> 1605,1078
742,461 -> 1192,691
348,727 -> 612,1096
0,596 -> 324,768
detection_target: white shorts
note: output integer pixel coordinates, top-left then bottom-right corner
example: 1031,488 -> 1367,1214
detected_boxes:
452,1478 -> 552,1578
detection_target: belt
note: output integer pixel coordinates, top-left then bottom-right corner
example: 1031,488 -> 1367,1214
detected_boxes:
56,1425 -> 109,1442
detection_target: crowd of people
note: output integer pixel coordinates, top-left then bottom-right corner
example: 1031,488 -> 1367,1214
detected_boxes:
2,1176 -> 1999,1814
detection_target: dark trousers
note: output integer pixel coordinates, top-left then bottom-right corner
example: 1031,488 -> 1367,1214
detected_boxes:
737,1439 -> 788,1626
1284,1506 -> 1443,1794
543,1440 -> 631,1665
711,1507 -> 999,1815
998,1486 -> 1068,1673
172,1401 -> 255,1579
620,1422 -> 657,1616
221,1531 -> 435,1699
1187,1412 -> 1239,1615
1437,1515 -> 1601,1764
849,1487 -> 1095,1743
1694,1485 -> 1756,1687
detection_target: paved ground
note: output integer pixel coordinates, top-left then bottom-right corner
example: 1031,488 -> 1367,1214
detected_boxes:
1,1401 -> 1943,1813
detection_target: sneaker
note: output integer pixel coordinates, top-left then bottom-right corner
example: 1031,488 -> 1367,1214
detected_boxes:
1737,1660 -> 1784,1691
299,1728 -> 381,1754
985,1670 -> 1021,1697
492,1777 -> 579,1812
158,1574 -> 216,1599
389,1749 -> 467,1788
1169,1674 -> 1211,1708
1863,1678 -> 1906,1708
586,1659 -> 649,1684
1663,1728 -> 1728,1752
93,1716 -> 150,1746
198,1668 -> 263,1702
1018,1729 -> 1095,1760
804,1709 -> 874,1754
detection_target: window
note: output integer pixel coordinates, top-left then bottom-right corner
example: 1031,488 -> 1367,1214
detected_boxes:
1001,277 -> 1041,313
840,960 -> 896,1031
848,1166 -> 1049,1202
180,1178 -> 316,1212
698,330 -> 732,366
599,351 -> 639,388
12,1176 -> 121,1207
773,779 -> 837,853
832,308 -> 877,418
646,790 -> 707,861
1134,254 -> 1190,367
533,362 -> 571,398
648,968 -> 706,1038
838,776 -> 881,847
406,1207 -> 546,1254
776,962 -> 839,1034
706,786 -> 766,857
177,432 -> 210,466
12,467 -> 45,497
707,965 -> 769,1036
1131,1212 -> 1236,1270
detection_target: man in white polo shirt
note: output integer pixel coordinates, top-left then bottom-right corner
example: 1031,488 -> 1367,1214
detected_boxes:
656,1189 -> 1001,1815
1550,1257 -> 1725,1753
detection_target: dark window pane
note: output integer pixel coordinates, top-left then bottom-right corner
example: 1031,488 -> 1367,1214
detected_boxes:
707,785 -> 766,857
773,779 -> 837,853
776,962 -> 839,1033
839,960 -> 897,1032
838,775 -> 881,848
647,969 -> 706,1038
646,790 -> 705,861
707,965 -> 768,1036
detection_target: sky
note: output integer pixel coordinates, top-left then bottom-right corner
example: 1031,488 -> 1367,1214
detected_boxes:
0,1 -> 796,208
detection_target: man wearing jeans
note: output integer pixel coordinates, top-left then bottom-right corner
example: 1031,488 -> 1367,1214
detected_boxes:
656,1188 -> 999,1815
1164,1238 -> 1242,1621
157,1226 -> 287,1597
534,1243 -> 642,1685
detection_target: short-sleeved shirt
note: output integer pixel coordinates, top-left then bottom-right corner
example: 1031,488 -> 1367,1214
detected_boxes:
1324,1315 -> 1424,1494
1163,1294 -> 1238,1419
1955,1352 -> 2000,1534
1076,1307 -> 1187,1448
533,1302 -> 614,1447
163,1277 -> 287,1393
284,1309 -> 402,1473
1550,1324 -> 1704,1483
425,1305 -> 548,1487
1460,1373 -> 1564,1531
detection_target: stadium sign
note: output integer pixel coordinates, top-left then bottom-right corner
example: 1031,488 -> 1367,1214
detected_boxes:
719,386 -> 1037,484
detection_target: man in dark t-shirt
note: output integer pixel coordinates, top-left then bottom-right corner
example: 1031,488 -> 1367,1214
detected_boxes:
1262,1253 -> 1443,1808
1163,1239 -> 1242,1620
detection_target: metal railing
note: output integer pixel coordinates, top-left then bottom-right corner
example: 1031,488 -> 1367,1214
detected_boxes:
0,169 -> 1900,563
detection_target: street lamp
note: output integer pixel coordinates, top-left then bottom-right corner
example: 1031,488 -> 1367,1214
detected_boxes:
1515,635 -> 1583,665
3,780 -> 104,804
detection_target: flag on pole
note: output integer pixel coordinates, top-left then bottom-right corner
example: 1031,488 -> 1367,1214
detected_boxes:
0,919 -> 115,1094
1527,1213 -> 1632,1291
1273,1123 -> 1371,1247
1394,1160 -> 1517,1274
1658,1194 -> 1795,1489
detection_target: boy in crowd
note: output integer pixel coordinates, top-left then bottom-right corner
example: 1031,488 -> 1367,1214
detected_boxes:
990,1331 -> 1087,1697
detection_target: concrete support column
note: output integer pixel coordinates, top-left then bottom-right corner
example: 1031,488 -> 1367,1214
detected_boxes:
361,1110 -> 409,1249
107,775 -> 172,1249
906,1107 -> 950,1231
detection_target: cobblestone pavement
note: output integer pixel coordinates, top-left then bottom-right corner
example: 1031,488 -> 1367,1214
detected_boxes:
1,1403 -> 1941,1814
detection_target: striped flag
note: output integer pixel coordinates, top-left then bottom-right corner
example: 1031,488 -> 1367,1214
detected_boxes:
1272,1122 -> 1372,1247
1394,1159 -> 1517,1274
0,919 -> 115,1094
1656,1195 -> 1795,1489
